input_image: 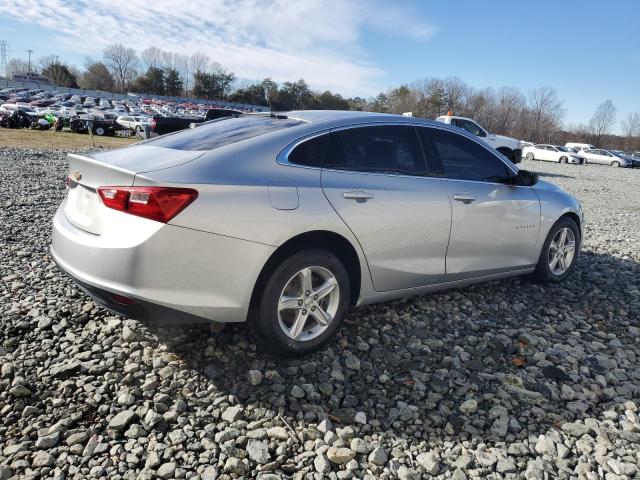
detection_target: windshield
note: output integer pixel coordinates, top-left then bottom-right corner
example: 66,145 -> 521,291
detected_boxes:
556,146 -> 570,152
146,115 -> 305,151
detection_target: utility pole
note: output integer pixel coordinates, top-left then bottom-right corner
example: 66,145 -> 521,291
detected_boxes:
27,49 -> 33,71
0,41 -> 8,78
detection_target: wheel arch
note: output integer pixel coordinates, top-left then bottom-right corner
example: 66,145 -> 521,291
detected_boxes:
559,211 -> 582,236
249,230 -> 363,314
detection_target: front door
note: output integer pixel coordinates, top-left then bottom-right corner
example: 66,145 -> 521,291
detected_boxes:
320,125 -> 452,291
418,126 -> 541,280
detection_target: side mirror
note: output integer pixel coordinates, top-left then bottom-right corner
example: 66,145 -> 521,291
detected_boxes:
516,169 -> 539,186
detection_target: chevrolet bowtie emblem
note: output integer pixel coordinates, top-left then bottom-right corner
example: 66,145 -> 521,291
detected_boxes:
74,170 -> 82,181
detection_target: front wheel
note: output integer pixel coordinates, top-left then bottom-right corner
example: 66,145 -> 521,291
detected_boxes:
611,161 -> 620,167
560,156 -> 568,163
533,217 -> 580,283
526,152 -> 535,161
94,126 -> 105,136
254,250 -> 350,356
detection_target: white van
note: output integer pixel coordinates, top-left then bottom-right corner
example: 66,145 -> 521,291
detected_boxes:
565,142 -> 595,152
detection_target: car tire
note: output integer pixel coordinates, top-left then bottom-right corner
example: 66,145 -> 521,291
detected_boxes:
560,156 -> 567,163
254,250 -> 350,356
95,126 -> 105,136
533,217 -> 580,283
526,152 -> 534,161
611,161 -> 620,167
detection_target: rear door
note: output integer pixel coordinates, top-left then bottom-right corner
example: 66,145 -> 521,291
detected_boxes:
418,126 -> 540,279
320,125 -> 451,291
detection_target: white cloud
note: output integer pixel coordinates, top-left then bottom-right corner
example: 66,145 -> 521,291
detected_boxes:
0,0 -> 436,96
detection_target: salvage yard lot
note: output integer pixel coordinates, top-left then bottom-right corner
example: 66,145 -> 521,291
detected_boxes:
0,148 -> 639,479
0,129 -> 138,150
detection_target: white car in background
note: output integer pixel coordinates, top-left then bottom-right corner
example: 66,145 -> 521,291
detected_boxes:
116,115 -> 151,132
523,144 -> 585,164
581,149 -> 633,167
435,115 -> 523,163
565,142 -> 595,152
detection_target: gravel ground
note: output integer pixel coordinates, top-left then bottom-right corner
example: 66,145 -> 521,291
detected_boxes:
1,147 -> 639,480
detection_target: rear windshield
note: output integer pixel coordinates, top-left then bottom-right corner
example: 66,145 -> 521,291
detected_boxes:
146,116 -> 305,151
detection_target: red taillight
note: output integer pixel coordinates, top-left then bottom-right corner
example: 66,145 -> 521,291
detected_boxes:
97,186 -> 198,223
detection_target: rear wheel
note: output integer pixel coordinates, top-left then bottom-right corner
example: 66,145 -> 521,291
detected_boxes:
254,250 -> 350,356
533,217 -> 580,283
526,152 -> 535,161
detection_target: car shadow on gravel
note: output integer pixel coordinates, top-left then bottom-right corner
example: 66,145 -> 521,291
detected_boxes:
145,250 -> 639,444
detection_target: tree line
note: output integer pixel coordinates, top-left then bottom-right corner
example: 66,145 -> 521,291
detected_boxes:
4,44 -> 639,150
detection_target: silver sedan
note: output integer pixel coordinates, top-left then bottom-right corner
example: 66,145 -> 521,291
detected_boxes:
51,111 -> 584,355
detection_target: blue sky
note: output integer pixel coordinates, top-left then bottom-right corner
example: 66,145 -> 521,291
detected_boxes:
1,0 -> 638,131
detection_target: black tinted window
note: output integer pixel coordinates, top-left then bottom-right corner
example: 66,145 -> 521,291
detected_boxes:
288,134 -> 329,167
146,116 -> 304,151
419,127 -> 511,183
325,125 -> 425,175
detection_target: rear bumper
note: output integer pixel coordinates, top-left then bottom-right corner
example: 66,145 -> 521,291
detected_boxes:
51,203 -> 275,324
53,258 -> 210,324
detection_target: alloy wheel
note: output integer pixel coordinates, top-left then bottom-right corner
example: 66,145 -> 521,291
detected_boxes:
548,227 -> 576,276
277,266 -> 340,341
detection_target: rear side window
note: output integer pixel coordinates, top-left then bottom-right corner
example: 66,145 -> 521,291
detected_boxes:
419,127 -> 511,183
287,134 -> 330,167
146,116 -> 304,151
325,125 -> 426,175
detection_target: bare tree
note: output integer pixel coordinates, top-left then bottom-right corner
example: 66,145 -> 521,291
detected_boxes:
493,87 -> 526,136
103,44 -> 138,92
190,52 -> 209,75
140,47 -> 165,70
175,54 -> 190,95
38,55 -> 58,71
528,87 -> 564,143
443,77 -> 469,114
620,112 -> 640,150
6,58 -> 31,76
589,100 -> 616,147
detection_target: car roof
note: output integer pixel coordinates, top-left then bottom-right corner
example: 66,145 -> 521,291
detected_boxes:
278,109 -> 444,128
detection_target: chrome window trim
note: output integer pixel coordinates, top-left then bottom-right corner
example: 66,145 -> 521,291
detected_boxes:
276,120 -> 519,183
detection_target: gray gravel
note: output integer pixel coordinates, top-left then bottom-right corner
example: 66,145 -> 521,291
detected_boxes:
1,147 -> 639,479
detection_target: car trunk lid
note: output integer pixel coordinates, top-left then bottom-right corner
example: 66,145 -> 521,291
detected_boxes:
63,147 -> 204,235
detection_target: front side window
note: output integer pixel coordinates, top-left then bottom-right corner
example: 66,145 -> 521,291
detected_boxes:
325,125 -> 426,175
459,119 -> 486,137
419,127 -> 511,183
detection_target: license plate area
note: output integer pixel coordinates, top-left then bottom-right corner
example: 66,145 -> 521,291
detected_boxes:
65,184 -> 100,232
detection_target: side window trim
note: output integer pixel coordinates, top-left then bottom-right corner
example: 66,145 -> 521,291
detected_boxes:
279,121 -> 517,181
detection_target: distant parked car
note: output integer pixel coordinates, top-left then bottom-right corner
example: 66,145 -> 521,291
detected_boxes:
523,144 -> 585,164
116,115 -> 150,132
435,115 -> 522,163
609,150 -> 640,168
581,149 -> 633,167
565,142 -> 595,152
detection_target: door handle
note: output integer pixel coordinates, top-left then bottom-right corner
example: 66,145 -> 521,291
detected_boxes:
453,194 -> 477,204
343,190 -> 374,202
